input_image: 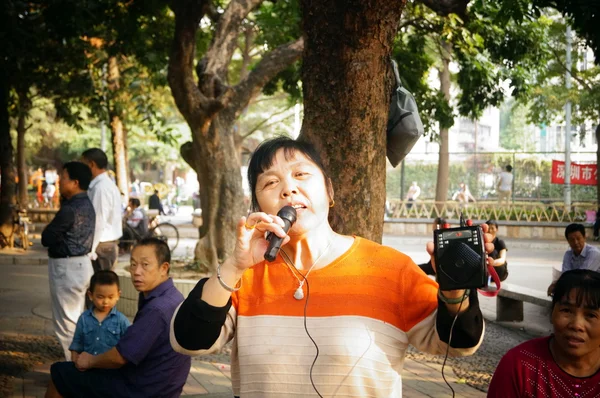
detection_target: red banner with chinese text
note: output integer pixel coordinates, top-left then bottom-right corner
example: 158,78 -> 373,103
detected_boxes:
551,160 -> 597,185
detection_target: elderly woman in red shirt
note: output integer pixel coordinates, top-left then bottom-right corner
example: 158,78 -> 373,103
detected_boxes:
488,269 -> 600,397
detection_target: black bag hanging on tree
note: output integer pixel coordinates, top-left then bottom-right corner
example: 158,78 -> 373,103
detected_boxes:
386,58 -> 425,167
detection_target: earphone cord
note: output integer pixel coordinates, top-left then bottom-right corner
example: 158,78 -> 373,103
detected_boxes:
296,266 -> 465,398
441,292 -> 468,398
294,270 -> 324,398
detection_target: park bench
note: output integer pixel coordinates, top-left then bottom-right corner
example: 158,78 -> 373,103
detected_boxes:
495,282 -> 552,322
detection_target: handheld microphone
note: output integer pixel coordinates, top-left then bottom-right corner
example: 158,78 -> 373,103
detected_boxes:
264,206 -> 297,262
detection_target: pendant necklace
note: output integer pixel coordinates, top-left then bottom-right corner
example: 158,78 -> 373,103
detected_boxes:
280,239 -> 333,300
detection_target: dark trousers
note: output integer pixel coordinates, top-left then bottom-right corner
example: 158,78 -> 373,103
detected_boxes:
92,241 -> 118,272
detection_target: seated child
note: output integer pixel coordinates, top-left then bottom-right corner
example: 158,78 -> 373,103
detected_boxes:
69,270 -> 131,362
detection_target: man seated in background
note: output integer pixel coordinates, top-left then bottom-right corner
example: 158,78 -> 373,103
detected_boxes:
125,198 -> 148,237
148,189 -> 165,215
119,198 -> 148,252
46,238 -> 191,398
547,223 -> 600,295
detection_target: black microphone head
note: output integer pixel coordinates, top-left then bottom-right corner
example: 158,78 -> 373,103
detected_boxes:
264,206 -> 297,262
277,206 -> 297,224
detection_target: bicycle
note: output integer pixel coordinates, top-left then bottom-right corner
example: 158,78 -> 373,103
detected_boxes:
120,214 -> 179,253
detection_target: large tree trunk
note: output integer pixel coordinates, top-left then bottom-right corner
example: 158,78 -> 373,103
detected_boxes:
299,0 -> 405,242
110,114 -> 129,197
435,41 -> 452,210
181,117 -> 245,269
168,0 -> 303,270
16,89 -> 31,209
107,56 -> 129,199
0,75 -> 16,241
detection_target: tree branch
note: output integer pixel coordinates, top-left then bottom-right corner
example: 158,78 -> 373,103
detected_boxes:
227,37 -> 304,119
549,47 -> 593,91
418,0 -> 469,18
168,0 -> 227,133
250,93 -> 288,104
204,0 -> 264,78
238,24 -> 256,81
239,104 -> 294,140
203,1 -> 221,24
398,16 -> 425,30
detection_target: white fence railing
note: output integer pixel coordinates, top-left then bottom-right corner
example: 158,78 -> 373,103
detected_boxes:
387,200 -> 596,224
26,202 -> 597,225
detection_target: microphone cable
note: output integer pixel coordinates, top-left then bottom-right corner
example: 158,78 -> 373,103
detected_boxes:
440,291 -> 468,398
292,256 -> 467,398
292,268 -> 324,398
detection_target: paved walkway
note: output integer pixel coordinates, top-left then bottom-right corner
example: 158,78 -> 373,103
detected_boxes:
0,234 -> 519,398
2,315 -> 484,398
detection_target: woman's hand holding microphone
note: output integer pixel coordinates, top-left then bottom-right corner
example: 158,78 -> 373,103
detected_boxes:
201,211 -> 289,306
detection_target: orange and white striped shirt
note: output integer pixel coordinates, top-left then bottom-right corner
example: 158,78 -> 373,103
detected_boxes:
171,237 -> 484,397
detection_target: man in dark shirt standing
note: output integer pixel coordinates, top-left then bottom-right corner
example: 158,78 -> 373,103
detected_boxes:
42,162 -> 95,360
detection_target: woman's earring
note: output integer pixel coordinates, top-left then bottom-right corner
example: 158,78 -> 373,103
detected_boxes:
329,199 -> 335,208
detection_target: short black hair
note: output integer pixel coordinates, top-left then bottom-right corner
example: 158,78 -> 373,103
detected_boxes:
486,219 -> 498,228
565,223 -> 586,239
434,217 -> 446,226
552,269 -> 600,310
133,237 -> 171,271
129,198 -> 141,207
247,136 -> 332,212
82,148 -> 108,170
62,162 -> 92,190
89,270 -> 120,293
505,165 -> 513,172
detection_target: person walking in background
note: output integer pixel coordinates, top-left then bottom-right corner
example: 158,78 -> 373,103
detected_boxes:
405,181 -> 421,209
42,162 -> 96,359
81,148 -> 123,272
547,223 -> 600,296
148,189 -> 165,215
496,165 -> 513,204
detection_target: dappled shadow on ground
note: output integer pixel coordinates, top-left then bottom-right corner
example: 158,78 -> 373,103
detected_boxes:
406,320 -> 534,392
0,334 -> 61,397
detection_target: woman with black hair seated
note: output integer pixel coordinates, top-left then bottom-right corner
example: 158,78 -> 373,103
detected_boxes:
488,269 -> 600,397
485,220 -> 509,282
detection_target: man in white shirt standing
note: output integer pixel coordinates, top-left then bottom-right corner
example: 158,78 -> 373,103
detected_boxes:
81,148 -> 123,272
496,165 -> 513,204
